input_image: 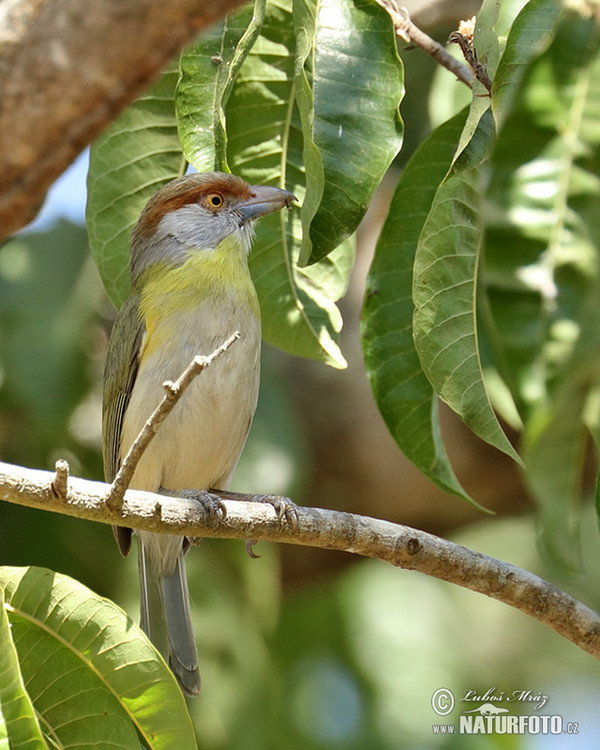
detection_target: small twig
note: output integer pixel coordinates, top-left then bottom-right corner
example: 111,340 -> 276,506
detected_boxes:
105,331 -> 241,512
50,459 -> 69,499
449,17 -> 493,93
375,0 -> 475,88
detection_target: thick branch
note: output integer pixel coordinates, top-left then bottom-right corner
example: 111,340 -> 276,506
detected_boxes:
1,459 -> 599,661
0,0 -> 245,240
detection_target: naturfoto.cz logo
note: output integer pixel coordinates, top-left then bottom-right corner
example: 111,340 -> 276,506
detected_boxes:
430,688 -> 580,736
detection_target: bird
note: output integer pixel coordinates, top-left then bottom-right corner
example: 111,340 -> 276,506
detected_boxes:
102,171 -> 295,695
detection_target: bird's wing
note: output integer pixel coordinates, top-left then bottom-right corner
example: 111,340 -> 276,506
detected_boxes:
102,293 -> 145,556
102,292 -> 145,482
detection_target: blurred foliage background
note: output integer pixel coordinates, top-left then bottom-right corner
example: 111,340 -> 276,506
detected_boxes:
2,0 -> 600,748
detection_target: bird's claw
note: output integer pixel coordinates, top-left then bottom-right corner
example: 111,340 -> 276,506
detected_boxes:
243,496 -> 298,559
198,491 -> 227,529
207,489 -> 298,558
209,489 -> 298,529
253,494 -> 299,530
172,489 -> 226,529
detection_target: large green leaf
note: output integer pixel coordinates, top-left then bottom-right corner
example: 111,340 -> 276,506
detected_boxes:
176,1 -> 264,172
0,588 -> 46,749
483,9 -> 600,562
362,110 -> 474,503
87,65 -> 184,309
413,108 -> 519,463
295,0 -> 404,265
225,0 -> 352,367
485,10 -> 600,418
0,567 -> 197,750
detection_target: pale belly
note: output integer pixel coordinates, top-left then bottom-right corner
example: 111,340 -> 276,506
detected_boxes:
120,301 -> 261,494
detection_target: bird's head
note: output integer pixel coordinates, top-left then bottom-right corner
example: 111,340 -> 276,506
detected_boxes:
130,172 -> 296,283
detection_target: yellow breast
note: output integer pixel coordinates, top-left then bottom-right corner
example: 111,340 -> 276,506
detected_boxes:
138,234 -> 260,362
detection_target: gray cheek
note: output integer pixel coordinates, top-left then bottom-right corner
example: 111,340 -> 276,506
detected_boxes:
158,204 -> 231,249
130,205 -> 239,280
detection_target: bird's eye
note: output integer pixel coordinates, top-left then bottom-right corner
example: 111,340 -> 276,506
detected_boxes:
206,193 -> 224,208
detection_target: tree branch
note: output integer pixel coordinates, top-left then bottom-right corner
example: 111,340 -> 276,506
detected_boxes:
0,0 -> 246,240
375,0 -> 475,88
1,459 -> 599,661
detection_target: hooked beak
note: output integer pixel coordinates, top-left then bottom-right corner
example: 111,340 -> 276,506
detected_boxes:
237,185 -> 297,223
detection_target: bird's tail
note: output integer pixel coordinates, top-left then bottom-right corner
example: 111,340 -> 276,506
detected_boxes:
138,538 -> 200,696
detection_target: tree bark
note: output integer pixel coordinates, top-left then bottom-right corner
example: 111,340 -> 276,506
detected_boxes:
0,0 -> 244,239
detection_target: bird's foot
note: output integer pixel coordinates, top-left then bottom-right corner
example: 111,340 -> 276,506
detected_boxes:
251,494 -> 299,530
200,491 -> 227,528
209,490 -> 299,559
243,496 -> 299,558
164,488 -> 226,537
211,489 -> 298,530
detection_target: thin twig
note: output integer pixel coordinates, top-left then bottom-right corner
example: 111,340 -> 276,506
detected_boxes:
449,17 -> 493,93
375,0 -> 475,88
105,331 -> 241,512
1,459 -> 600,661
50,459 -> 69,499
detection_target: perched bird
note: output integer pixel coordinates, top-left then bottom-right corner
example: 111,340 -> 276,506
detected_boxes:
102,172 -> 295,695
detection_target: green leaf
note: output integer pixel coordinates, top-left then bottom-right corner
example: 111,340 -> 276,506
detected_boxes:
362,110 -> 477,503
485,8 -> 600,416
492,0 -> 562,127
0,588 -> 47,749
295,0 -> 404,265
252,195 -> 353,369
87,65 -> 184,309
523,287 -> 600,570
225,0 -> 351,367
0,567 -> 197,750
0,711 -> 7,750
294,0 -> 326,264
413,108 -> 520,464
482,9 -> 600,562
176,1 -> 264,172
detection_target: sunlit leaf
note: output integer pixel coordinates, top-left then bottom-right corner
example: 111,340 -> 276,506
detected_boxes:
295,0 -> 404,264
176,1 -> 263,172
0,588 -> 46,749
226,0 -> 352,367
523,286 -> 600,570
87,65 -> 184,309
0,567 -> 197,750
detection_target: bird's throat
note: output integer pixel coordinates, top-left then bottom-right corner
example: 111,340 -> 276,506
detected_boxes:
137,232 -> 260,364
139,233 -> 259,318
